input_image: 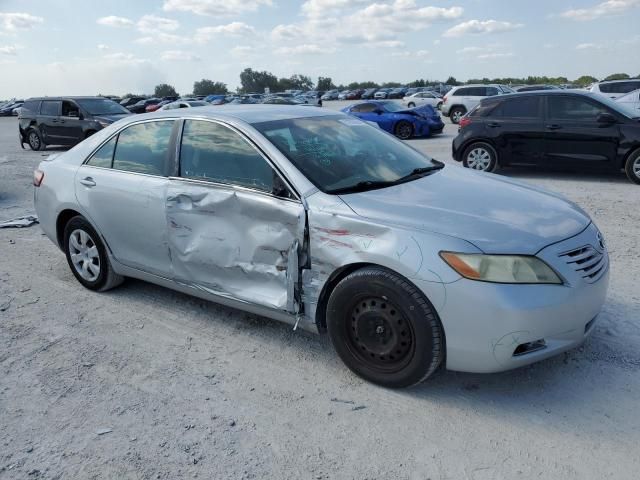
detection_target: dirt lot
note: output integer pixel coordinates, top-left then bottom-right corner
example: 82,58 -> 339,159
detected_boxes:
1,105 -> 639,479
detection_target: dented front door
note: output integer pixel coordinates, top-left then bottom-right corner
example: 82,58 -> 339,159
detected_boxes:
165,118 -> 305,313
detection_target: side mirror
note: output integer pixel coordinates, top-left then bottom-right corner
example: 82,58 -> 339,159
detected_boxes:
596,112 -> 617,124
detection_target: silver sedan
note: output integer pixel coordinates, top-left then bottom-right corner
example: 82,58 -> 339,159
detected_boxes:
33,106 -> 609,388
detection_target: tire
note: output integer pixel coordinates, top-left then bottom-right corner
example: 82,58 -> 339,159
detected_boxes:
624,149 -> 640,185
449,107 -> 466,124
462,142 -> 498,172
63,216 -> 124,292
27,128 -> 44,151
407,102 -> 416,108
394,121 -> 414,140
326,267 -> 444,388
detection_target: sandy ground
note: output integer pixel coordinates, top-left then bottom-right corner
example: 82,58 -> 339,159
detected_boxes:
1,104 -> 639,479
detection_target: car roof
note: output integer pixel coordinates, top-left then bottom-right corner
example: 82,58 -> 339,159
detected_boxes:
480,89 -> 604,104
116,104 -> 338,125
596,78 -> 640,84
26,96 -> 113,101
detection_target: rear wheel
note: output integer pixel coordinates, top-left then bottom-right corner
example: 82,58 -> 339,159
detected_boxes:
63,216 -> 123,291
327,267 -> 444,388
450,107 -> 466,124
462,142 -> 498,172
624,149 -> 640,185
407,102 -> 416,108
27,129 -> 44,151
394,121 -> 414,140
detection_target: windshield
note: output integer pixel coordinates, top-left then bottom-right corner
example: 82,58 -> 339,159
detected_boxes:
77,98 -> 130,115
596,94 -> 640,118
253,115 -> 439,193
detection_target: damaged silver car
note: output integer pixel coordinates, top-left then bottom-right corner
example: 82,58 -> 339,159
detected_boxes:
34,106 -> 609,388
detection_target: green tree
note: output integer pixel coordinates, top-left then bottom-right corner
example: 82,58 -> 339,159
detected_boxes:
192,79 -> 228,96
278,74 -> 314,91
574,75 -> 599,86
239,68 -> 280,93
317,76 -> 335,90
603,73 -> 630,81
445,76 -> 460,86
154,83 -> 178,98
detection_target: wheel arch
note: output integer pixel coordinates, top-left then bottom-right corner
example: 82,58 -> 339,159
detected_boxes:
56,209 -> 83,249
621,144 -> 640,170
458,137 -> 500,164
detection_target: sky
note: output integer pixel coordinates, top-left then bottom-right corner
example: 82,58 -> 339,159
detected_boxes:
0,0 -> 639,97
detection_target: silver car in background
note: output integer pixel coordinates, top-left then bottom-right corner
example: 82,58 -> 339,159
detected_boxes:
33,106 -> 609,388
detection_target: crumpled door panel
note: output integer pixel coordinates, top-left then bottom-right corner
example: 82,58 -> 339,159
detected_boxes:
166,181 -> 305,311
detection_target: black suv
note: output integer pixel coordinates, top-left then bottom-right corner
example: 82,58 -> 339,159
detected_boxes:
452,91 -> 640,184
19,97 -> 131,150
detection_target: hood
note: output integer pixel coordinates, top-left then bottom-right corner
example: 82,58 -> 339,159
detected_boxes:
93,113 -> 131,123
399,104 -> 438,118
339,166 -> 590,254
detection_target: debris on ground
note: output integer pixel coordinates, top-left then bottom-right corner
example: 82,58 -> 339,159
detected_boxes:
96,428 -> 113,436
0,215 -> 38,228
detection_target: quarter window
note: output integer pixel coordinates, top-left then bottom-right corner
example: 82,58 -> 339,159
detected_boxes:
179,120 -> 275,193
351,103 -> 377,113
548,96 -> 608,121
87,136 -> 116,168
493,97 -> 540,118
40,100 -> 61,116
112,120 -> 174,175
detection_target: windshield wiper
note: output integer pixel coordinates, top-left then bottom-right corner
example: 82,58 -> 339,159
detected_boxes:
327,163 -> 445,195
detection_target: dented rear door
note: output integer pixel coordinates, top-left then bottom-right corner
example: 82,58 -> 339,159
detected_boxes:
166,119 -> 305,312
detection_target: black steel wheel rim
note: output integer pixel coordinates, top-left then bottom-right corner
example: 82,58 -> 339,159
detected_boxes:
345,296 -> 415,372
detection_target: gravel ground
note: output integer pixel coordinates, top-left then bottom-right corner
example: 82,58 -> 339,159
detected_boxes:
1,104 -> 639,479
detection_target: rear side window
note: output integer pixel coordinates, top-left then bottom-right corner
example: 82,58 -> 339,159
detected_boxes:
493,97 -> 541,118
599,81 -> 640,94
87,136 -> 117,168
21,100 -> 40,115
40,100 -> 61,116
547,96 -> 608,120
112,120 -> 174,175
179,120 -> 274,193
485,87 -> 500,96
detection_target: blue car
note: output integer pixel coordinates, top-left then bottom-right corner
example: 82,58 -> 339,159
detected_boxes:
341,100 -> 444,140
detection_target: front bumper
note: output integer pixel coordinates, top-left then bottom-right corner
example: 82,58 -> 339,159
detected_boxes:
434,223 -> 610,373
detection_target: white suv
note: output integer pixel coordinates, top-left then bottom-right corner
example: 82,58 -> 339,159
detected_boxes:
441,84 -> 514,124
590,79 -> 640,99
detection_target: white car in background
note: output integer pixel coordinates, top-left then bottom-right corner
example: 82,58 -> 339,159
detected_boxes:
159,100 -> 208,111
615,88 -> 640,112
441,84 -> 515,124
590,79 -> 640,99
403,91 -> 443,109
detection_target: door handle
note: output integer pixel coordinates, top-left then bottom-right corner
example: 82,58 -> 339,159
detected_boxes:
79,177 -> 96,187
487,122 -> 501,128
546,124 -> 562,130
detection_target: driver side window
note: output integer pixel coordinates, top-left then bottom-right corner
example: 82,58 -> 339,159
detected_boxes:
352,103 -> 377,113
179,120 -> 277,194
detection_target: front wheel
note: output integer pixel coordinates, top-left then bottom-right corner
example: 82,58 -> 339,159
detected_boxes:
394,121 -> 414,140
27,129 -> 44,151
327,267 -> 444,388
624,149 -> 640,185
407,102 -> 415,108
462,142 -> 498,172
63,216 -> 124,291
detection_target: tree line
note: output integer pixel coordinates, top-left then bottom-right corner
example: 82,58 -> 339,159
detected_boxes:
136,71 -> 639,98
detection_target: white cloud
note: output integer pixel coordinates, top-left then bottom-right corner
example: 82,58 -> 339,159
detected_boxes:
301,0 -> 369,17
160,50 -> 202,61
195,22 -> 255,42
137,14 -> 179,33
477,52 -> 514,59
103,52 -> 148,65
271,24 -> 305,41
134,32 -> 192,45
560,0 -> 640,21
576,43 -> 604,50
367,40 -> 406,48
457,46 -> 483,54
0,12 -> 43,31
97,44 -> 109,51
275,44 -> 332,55
163,0 -> 272,16
443,19 -> 523,37
97,16 -> 135,28
0,45 -> 18,55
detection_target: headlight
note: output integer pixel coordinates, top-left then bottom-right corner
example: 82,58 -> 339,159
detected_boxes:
440,252 -> 562,284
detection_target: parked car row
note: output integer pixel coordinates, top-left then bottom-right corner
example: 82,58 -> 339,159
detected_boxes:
0,99 -> 24,116
323,86 -> 449,102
